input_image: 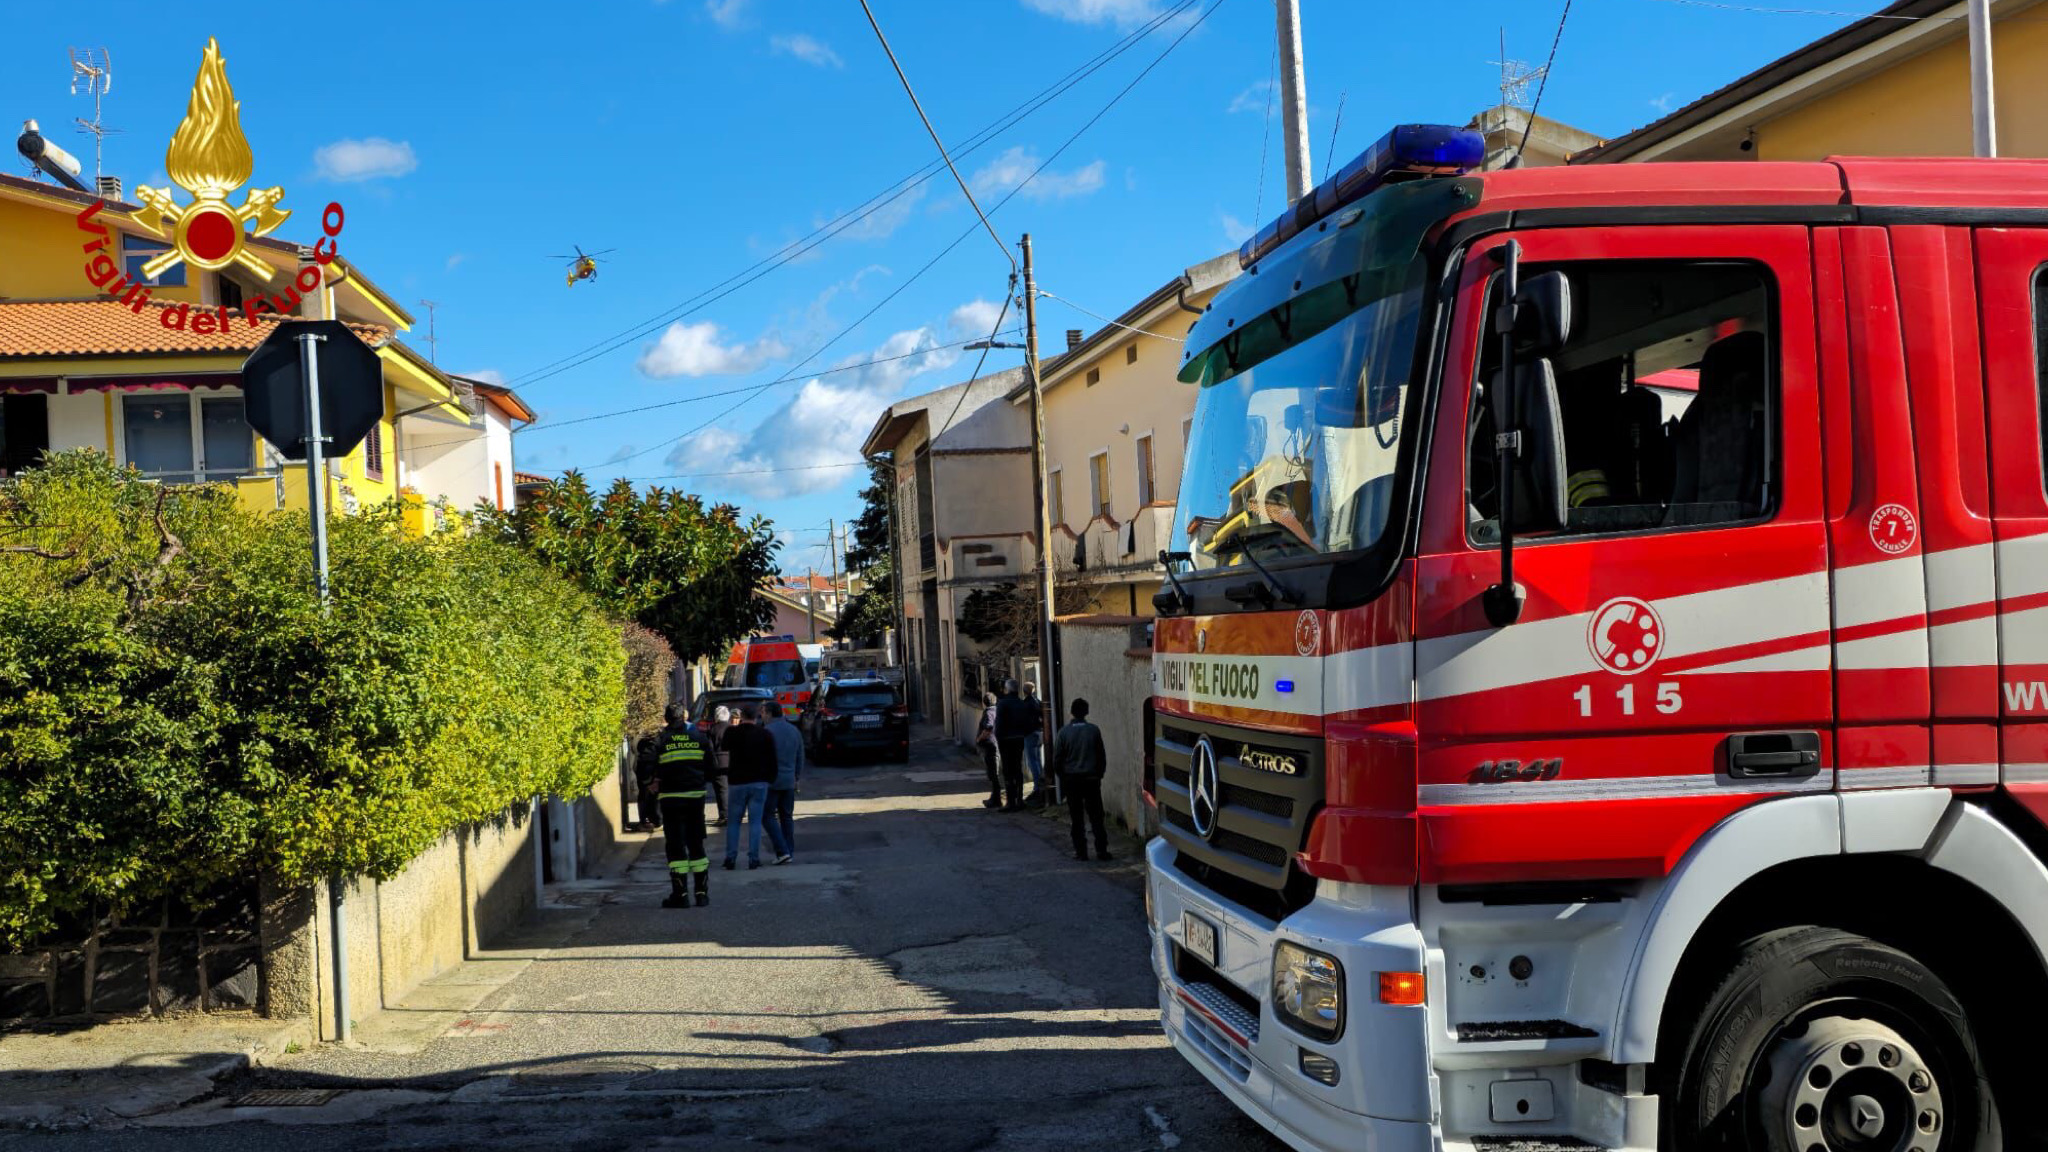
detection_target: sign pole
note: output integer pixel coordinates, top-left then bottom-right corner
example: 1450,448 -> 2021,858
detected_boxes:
296,331 -> 331,604
294,330 -> 348,1045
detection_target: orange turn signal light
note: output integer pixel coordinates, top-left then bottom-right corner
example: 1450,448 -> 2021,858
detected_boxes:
1377,971 -> 1425,1006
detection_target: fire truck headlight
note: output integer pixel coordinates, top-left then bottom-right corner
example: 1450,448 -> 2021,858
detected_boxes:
1272,941 -> 1345,1042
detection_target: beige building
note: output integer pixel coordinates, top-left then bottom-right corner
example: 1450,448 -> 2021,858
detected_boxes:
1569,0 -> 2048,163
862,368 -> 1037,745
1013,253 -> 1238,618
1004,253 -> 1237,834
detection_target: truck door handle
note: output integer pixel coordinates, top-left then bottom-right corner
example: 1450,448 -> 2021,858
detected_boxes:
1725,731 -> 1822,779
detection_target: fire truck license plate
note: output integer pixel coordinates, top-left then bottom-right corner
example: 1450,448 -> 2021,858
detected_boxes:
1182,912 -> 1219,968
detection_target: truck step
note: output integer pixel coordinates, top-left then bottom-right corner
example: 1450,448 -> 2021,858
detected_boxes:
1470,1138 -> 1611,1152
1457,1019 -> 1600,1042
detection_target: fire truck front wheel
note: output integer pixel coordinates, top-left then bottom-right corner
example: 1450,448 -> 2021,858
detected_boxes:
1666,925 -> 1999,1152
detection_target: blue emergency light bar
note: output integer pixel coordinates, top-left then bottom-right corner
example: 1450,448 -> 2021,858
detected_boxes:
1238,123 -> 1485,270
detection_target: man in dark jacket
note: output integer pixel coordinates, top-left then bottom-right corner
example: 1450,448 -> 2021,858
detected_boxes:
1049,697 -> 1111,861
651,706 -> 711,907
993,679 -> 1036,812
720,705 -> 780,870
632,735 -> 663,832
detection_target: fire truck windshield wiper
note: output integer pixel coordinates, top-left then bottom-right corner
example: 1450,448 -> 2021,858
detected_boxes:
1226,526 -> 1301,607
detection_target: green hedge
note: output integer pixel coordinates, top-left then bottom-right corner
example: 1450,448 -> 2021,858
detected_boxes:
0,451 -> 625,948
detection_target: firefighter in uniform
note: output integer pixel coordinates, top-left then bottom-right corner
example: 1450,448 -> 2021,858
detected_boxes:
653,706 -> 712,908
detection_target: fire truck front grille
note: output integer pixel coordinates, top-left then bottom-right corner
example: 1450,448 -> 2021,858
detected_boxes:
1155,718 -> 1323,894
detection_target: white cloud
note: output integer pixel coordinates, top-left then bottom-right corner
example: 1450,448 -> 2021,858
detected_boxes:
312,137 -> 418,182
1219,210 -> 1252,248
771,33 -> 843,68
445,252 -> 466,271
462,368 -> 507,387
821,181 -> 926,241
604,444 -> 637,465
1650,91 -> 1678,114
970,146 -> 1105,203
1021,0 -> 1173,28
1228,80 -> 1274,115
948,298 -> 1005,340
705,0 -> 748,28
668,319 -> 973,498
637,321 -> 791,379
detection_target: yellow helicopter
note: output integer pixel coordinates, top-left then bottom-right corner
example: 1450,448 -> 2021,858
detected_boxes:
552,245 -> 616,287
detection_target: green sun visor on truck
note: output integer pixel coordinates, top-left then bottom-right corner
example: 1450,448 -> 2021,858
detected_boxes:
1177,176 -> 1481,388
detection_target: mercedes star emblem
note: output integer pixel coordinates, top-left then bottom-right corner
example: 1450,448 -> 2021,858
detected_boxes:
1189,737 -> 1221,840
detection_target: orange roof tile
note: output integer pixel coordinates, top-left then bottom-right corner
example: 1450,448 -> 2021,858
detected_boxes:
0,298 -> 389,360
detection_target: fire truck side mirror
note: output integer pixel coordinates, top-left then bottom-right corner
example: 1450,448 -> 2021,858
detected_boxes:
1512,270 -> 1573,357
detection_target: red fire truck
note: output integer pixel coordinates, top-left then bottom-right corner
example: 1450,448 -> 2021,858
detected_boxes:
1146,123 -> 2048,1151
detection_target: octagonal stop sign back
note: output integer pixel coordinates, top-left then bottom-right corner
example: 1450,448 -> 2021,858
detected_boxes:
240,319 -> 385,460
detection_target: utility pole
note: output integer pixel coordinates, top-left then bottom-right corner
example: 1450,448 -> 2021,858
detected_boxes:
806,566 -> 820,643
1275,0 -> 1313,203
1968,0 -> 1996,157
1021,234 -> 1061,726
828,518 -> 844,645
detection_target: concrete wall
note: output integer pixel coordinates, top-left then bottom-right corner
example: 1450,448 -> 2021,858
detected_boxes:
1057,617 -> 1158,838
276,778 -> 630,1041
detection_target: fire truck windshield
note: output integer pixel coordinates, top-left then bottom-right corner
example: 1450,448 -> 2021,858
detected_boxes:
1170,280 -> 1424,569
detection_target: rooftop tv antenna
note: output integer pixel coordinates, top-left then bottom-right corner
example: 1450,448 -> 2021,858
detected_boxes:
69,47 -> 118,182
1491,29 -> 1546,110
418,299 -> 440,364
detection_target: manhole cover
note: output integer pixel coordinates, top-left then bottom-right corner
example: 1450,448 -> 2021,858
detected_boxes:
229,1089 -> 339,1108
512,1059 -> 655,1080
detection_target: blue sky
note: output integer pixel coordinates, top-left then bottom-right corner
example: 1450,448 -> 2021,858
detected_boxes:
4,0 -> 1859,573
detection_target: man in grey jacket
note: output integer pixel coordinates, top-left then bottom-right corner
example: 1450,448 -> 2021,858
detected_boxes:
1049,698 -> 1112,862
762,701 -> 803,865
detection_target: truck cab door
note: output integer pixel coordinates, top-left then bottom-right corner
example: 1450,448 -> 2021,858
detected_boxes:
1413,224 -> 1831,885
1975,227 -> 2048,820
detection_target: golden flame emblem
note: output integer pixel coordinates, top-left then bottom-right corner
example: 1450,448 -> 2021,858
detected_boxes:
132,38 -> 289,283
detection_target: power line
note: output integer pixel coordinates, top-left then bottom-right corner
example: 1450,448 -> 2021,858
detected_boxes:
1513,0 -> 1574,166
622,460 -> 868,482
929,275 -> 1018,450
1253,43 -> 1277,229
555,0 -> 1227,480
396,327 -> 1023,455
501,0 -> 1200,393
1036,287 -> 1187,343
858,0 -> 1017,274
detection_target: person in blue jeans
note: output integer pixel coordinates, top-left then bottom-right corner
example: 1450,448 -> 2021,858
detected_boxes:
719,705 -> 788,869
761,701 -> 804,865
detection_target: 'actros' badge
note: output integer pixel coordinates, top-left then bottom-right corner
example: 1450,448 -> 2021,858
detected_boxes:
1588,596 -> 1663,676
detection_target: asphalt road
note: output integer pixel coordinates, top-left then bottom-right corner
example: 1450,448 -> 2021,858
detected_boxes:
6,730 -> 1279,1152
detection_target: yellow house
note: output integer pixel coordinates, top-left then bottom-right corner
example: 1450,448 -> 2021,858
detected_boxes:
1571,0 -> 2048,163
1010,251 -> 1237,619
0,171 -> 485,519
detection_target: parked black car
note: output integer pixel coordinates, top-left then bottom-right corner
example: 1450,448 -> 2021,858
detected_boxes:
801,679 -> 909,763
688,687 -> 775,735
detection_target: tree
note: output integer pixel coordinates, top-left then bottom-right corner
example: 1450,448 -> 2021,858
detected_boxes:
476,472 -> 779,663
831,460 -> 896,647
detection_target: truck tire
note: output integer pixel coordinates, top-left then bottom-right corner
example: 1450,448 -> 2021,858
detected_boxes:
1667,925 -> 1999,1152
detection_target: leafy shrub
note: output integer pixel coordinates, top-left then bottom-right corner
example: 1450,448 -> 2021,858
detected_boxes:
621,622 -> 677,739
0,451 -> 625,948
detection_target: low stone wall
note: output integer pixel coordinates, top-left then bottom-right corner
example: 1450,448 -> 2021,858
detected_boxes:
3,758 -> 627,1035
